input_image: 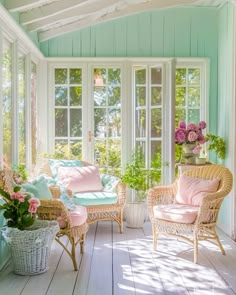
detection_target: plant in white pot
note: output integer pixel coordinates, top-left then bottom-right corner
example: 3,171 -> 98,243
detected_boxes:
121,147 -> 162,228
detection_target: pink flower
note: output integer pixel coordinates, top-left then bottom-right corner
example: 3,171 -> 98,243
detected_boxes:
178,121 -> 186,129
193,145 -> 202,154
29,198 -> 40,207
10,192 -> 25,202
187,122 -> 198,131
175,129 -> 186,144
188,131 -> 198,142
28,204 -> 38,213
198,135 -> 207,144
198,121 -> 207,129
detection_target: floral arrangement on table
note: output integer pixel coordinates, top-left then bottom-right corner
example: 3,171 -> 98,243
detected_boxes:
175,120 -> 207,154
0,186 -> 40,230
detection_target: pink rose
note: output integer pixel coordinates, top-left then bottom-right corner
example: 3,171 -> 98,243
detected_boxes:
188,131 -> 198,142
10,192 -> 25,202
29,198 -> 40,207
28,204 -> 37,213
175,129 -> 186,144
178,121 -> 186,129
193,145 -> 202,154
198,121 -> 207,129
187,123 -> 197,131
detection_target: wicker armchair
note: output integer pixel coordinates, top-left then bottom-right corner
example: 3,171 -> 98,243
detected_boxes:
0,169 -> 88,271
33,159 -> 126,233
147,164 -> 233,263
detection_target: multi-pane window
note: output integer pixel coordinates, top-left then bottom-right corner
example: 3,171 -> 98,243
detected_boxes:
134,66 -> 163,184
175,67 -> 201,127
31,61 -> 37,165
2,39 -> 13,168
54,68 -> 83,158
18,53 -> 26,163
93,67 -> 121,175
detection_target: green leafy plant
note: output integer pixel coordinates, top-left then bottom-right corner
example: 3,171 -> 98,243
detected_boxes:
12,164 -> 28,182
206,134 -> 226,160
0,186 -> 40,230
121,147 -> 163,201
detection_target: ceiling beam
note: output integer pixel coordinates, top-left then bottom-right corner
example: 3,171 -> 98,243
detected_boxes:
27,0 -> 119,32
39,0 -> 196,42
4,0 -> 55,12
20,0 -> 92,25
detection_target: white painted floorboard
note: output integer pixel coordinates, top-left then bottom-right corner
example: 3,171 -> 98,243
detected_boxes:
0,221 -> 236,295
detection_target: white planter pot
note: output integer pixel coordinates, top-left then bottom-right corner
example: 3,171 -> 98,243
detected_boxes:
124,202 -> 147,228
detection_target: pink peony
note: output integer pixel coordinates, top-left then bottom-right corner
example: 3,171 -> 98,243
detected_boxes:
198,121 -> 207,129
175,129 -> 186,144
187,122 -> 198,131
188,131 -> 198,142
178,121 -> 186,129
10,192 -> 25,202
193,145 -> 202,154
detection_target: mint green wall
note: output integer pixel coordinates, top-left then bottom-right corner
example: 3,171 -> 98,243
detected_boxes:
217,2 -> 234,234
40,7 -> 219,135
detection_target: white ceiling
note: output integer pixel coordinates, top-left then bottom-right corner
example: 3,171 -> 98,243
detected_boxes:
2,0 -> 230,42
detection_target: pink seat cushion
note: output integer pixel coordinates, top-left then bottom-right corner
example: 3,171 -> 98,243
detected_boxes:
57,165 -> 103,193
153,204 -> 199,224
175,174 -> 220,206
57,205 -> 87,228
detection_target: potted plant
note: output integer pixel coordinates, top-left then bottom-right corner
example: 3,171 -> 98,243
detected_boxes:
121,147 -> 162,228
205,134 -> 226,160
0,186 -> 59,275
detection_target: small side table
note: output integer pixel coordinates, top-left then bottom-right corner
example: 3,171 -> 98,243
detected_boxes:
176,163 -> 211,175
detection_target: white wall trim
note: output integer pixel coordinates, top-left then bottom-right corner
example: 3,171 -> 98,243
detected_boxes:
0,3 -> 44,60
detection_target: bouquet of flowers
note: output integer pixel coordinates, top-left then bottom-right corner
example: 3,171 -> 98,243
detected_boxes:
175,121 -> 207,154
0,186 -> 40,230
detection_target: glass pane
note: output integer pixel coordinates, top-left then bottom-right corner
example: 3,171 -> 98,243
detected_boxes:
94,87 -> 106,106
94,68 -> 106,86
55,140 -> 68,158
55,87 -> 67,106
55,69 -> 67,84
31,61 -> 37,165
70,140 -> 82,158
151,141 -> 162,167
176,87 -> 186,107
134,142 -> 146,168
151,87 -> 162,105
135,69 -> 146,84
94,108 -> 106,138
151,109 -> 162,137
135,109 -> 146,138
18,55 -> 26,163
188,87 -> 200,107
70,86 -> 82,106
108,68 -> 120,86
69,69 -> 82,84
108,108 -> 121,137
188,109 -> 200,123
151,68 -> 162,84
175,109 -> 186,127
136,87 -> 146,106
176,68 -> 186,85
55,109 -> 67,137
188,68 -> 200,84
108,139 -> 121,169
70,109 -> 82,137
108,86 -> 120,107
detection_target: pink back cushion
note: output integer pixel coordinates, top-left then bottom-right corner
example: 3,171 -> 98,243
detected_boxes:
57,165 -> 103,193
175,174 -> 220,206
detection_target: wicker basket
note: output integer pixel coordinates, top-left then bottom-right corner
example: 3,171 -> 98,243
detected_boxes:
2,220 -> 59,275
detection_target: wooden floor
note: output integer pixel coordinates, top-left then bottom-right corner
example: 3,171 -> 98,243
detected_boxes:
1,221 -> 236,295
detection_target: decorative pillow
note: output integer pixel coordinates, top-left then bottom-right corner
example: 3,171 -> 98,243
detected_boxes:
57,165 -> 103,193
48,159 -> 84,179
21,175 -> 52,199
175,174 -> 220,206
100,174 -> 119,192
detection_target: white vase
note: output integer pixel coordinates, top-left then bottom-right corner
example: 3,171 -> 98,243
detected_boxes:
182,143 -> 197,164
124,202 -> 147,228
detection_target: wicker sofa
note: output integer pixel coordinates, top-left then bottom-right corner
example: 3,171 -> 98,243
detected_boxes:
34,159 -> 126,233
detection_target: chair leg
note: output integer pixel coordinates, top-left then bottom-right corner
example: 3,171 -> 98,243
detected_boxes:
119,211 -> 123,233
152,223 -> 158,250
80,234 -> 85,254
193,230 -> 198,264
70,237 -> 78,271
213,227 -> 225,255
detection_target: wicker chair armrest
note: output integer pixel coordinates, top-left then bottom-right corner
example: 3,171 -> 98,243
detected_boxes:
115,181 -> 126,205
38,199 -> 72,229
147,184 -> 176,218
49,185 -> 61,199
